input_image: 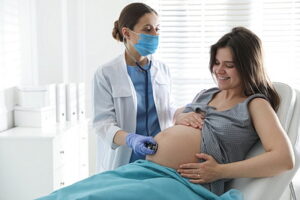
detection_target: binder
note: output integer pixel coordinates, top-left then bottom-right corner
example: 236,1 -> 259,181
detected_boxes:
77,83 -> 86,120
66,83 -> 77,121
56,83 -> 67,123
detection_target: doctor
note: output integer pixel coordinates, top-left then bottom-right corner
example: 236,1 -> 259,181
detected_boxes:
93,2 -> 177,172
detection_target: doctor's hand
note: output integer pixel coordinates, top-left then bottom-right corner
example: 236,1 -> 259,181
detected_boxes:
177,153 -> 222,184
126,133 -> 157,156
175,112 -> 205,129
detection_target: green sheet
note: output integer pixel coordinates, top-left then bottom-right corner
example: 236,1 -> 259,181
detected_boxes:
36,160 -> 243,200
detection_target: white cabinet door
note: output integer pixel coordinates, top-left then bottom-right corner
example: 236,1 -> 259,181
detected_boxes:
78,121 -> 89,179
0,137 -> 54,200
0,122 -> 89,200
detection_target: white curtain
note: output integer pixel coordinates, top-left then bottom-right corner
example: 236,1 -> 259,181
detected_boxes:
142,0 -> 300,107
0,0 -> 23,90
259,0 -> 300,90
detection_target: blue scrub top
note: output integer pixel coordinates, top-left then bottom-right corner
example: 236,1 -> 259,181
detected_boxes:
127,64 -> 161,162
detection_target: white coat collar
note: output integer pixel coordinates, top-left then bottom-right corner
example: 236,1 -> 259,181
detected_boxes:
119,52 -> 158,74
119,53 -> 166,84
109,53 -> 166,97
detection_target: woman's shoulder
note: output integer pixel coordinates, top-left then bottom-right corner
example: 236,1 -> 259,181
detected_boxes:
151,57 -> 169,70
95,54 -> 125,75
198,87 -> 219,97
192,87 -> 219,103
100,54 -> 124,69
244,93 -> 269,107
205,87 -> 219,94
246,95 -> 274,123
247,95 -> 270,109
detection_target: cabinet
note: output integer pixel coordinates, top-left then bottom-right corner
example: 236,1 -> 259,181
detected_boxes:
0,120 -> 89,200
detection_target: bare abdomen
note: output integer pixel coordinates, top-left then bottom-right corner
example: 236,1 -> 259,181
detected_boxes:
146,125 -> 201,169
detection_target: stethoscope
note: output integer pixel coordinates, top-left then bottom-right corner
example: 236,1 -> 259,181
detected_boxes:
125,43 -> 152,136
136,60 -> 159,153
135,60 -> 152,136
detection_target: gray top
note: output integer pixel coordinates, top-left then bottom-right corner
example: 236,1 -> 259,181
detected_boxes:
183,87 -> 267,195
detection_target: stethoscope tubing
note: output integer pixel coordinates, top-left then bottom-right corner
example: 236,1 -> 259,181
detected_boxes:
124,42 -> 152,137
136,61 -> 152,137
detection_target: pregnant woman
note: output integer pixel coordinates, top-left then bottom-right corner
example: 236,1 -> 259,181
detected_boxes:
36,27 -> 294,200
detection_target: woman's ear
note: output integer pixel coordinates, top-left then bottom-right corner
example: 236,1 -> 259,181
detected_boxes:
122,27 -> 130,40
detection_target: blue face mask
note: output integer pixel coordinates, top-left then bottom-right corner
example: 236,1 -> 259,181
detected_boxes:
130,31 -> 159,56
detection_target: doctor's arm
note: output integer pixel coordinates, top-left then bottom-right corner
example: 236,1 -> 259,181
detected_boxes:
93,68 -> 157,154
92,68 -> 123,149
179,98 -> 294,183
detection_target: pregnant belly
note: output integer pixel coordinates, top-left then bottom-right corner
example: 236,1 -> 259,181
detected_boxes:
146,125 -> 201,169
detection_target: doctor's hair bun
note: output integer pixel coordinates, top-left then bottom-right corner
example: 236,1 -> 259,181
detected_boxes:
112,20 -> 123,42
113,3 -> 157,42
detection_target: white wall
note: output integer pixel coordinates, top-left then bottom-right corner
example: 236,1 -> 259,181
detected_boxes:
0,0 -> 33,131
32,0 -> 128,175
83,0 -> 127,175
33,0 -> 126,110
2,0 -> 130,175
35,0 -> 64,84
84,0 -> 126,116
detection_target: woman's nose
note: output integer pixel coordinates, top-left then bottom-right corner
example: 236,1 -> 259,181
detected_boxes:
216,65 -> 226,74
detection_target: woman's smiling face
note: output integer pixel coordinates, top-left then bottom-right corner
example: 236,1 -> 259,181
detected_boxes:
212,47 -> 243,91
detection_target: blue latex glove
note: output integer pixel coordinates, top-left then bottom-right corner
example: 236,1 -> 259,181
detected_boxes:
126,133 -> 157,156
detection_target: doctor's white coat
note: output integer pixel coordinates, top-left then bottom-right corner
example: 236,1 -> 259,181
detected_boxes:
92,53 -> 176,172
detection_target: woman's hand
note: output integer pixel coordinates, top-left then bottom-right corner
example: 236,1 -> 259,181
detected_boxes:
177,153 -> 222,184
175,112 -> 205,129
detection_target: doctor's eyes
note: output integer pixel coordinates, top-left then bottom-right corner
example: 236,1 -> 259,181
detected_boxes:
143,26 -> 160,34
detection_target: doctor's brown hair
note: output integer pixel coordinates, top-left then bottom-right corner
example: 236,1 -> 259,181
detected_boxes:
112,3 -> 157,42
209,27 -> 280,111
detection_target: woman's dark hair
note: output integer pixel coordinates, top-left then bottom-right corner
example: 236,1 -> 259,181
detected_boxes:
209,27 -> 280,111
112,3 -> 157,42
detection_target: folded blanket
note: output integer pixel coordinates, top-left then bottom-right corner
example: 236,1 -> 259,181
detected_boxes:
36,160 -> 243,200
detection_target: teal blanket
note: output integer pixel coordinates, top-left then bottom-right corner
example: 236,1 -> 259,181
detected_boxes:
36,160 -> 243,200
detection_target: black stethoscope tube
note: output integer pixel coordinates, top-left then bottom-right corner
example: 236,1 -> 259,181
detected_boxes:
136,61 -> 152,137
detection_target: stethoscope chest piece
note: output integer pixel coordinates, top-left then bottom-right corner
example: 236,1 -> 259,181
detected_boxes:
145,142 -> 158,153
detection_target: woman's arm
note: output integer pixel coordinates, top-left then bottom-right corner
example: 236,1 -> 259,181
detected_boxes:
220,98 -> 295,179
178,98 -> 295,183
173,107 -> 185,122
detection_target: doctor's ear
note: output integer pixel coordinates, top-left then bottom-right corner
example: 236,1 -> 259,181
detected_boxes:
122,27 -> 130,40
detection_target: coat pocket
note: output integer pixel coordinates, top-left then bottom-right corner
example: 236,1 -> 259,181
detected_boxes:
111,85 -> 132,98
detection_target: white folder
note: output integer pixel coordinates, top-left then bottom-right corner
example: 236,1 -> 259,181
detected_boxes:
77,83 -> 86,120
48,84 -> 57,108
66,83 -> 77,121
56,83 -> 66,123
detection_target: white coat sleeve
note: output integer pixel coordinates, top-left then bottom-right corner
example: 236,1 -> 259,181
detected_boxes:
92,67 -> 121,150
